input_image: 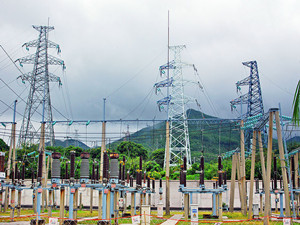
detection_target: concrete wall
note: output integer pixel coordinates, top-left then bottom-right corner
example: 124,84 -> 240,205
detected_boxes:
6,179 -> 283,209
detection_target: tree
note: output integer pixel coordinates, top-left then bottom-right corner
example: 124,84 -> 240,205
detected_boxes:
292,80 -> 300,126
116,141 -> 148,159
145,161 -> 162,173
150,148 -> 165,168
88,147 -> 101,159
0,138 -> 9,151
125,157 -> 142,178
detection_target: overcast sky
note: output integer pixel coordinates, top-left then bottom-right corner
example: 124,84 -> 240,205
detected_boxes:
0,0 -> 299,143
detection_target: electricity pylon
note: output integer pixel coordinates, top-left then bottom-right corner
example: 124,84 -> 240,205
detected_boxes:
155,45 -> 192,168
16,25 -> 65,146
230,61 -> 264,150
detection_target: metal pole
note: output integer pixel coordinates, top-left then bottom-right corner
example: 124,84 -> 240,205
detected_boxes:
212,193 -> 217,217
218,192 -> 223,221
134,192 -> 136,215
258,131 -> 266,186
140,193 -> 143,215
248,130 -> 257,219
33,190 -> 37,213
0,189 -> 3,211
258,131 -> 266,215
167,11 -> 170,118
279,193 -> 284,218
36,188 -> 42,220
48,189 -> 53,217
114,190 -> 119,224
131,193 -> 135,216
110,190 -> 114,218
264,111 -> 274,225
98,99 -> 106,220
184,193 -> 189,220
260,193 -> 263,214
9,101 -> 17,220
295,154 -> 299,190
165,10 -> 171,216
69,189 -> 74,219
106,190 -> 111,219
98,190 -> 102,219
148,193 -> 151,206
40,122 -> 47,212
275,194 -> 278,213
4,100 -> 17,212
102,192 -> 107,220
240,120 -> 247,216
100,98 -> 106,182
41,87 -> 47,212
165,121 -> 170,215
124,191 -> 127,215
74,188 -> 78,219
59,187 -> 65,225
90,187 -> 93,213
236,153 -> 243,210
275,109 -> 293,217
17,189 -> 21,217
10,186 -> 15,221
229,153 -> 237,212
79,192 -> 82,210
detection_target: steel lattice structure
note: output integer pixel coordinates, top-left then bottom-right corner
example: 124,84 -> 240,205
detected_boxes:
230,61 -> 264,150
230,61 -> 264,118
16,25 -> 65,146
155,45 -> 192,168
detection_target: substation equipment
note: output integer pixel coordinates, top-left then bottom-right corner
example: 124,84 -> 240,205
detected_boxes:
178,155 -> 227,221
0,150 -> 157,225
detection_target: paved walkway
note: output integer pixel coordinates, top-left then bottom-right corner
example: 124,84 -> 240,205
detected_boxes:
160,214 -> 183,225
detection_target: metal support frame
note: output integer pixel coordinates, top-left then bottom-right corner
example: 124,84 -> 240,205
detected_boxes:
16,25 -> 65,146
212,193 -> 217,217
155,45 -> 192,168
179,184 -> 227,219
230,61 -> 264,151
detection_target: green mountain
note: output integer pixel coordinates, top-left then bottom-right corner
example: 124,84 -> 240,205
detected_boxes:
45,138 -> 89,150
287,136 -> 300,144
111,109 -> 240,162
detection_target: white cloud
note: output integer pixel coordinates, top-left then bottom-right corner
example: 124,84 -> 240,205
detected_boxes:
0,0 -> 299,127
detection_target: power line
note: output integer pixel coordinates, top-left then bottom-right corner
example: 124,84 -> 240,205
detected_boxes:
0,45 -> 26,76
122,87 -> 155,119
105,49 -> 165,99
0,99 -> 23,117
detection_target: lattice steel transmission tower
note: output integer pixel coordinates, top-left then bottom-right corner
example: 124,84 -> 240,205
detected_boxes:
16,25 -> 65,146
230,61 -> 264,149
155,45 -> 192,168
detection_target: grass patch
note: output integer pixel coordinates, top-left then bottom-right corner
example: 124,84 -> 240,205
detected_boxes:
1,209 -> 300,225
